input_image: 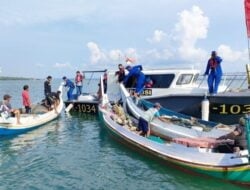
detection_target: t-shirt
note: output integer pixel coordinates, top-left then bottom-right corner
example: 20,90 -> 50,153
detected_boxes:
0,101 -> 12,113
22,90 -> 31,107
44,81 -> 51,96
144,108 -> 160,122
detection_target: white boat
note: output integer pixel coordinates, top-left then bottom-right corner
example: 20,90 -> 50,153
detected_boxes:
119,83 -> 234,139
0,85 -> 64,136
105,68 -> 250,124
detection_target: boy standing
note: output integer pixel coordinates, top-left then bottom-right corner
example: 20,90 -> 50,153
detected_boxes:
22,85 -> 31,113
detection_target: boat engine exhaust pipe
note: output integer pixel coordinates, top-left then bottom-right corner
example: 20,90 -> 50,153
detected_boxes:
246,64 -> 250,89
201,95 -> 209,121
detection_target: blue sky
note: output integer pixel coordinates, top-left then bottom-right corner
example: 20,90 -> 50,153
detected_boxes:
0,0 -> 248,78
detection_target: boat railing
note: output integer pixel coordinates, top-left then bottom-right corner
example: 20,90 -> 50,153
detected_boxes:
196,72 -> 247,92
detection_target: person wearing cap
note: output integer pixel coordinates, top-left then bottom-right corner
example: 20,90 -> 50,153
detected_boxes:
62,76 -> 75,101
22,85 -> 31,114
75,71 -> 84,97
0,94 -> 21,124
124,65 -> 145,96
204,51 -> 223,94
137,103 -> 164,137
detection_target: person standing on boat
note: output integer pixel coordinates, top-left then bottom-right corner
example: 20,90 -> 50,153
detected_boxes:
124,65 -> 145,96
115,64 -> 125,83
44,76 -> 53,109
137,103 -> 163,137
0,94 -> 21,124
204,51 -> 223,94
75,71 -> 84,97
62,76 -> 75,101
22,85 -> 31,114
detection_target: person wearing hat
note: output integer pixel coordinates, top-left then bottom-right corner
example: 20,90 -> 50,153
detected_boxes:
137,102 -> 164,137
0,94 -> 21,124
124,65 -> 145,96
62,76 -> 75,101
204,51 -> 223,94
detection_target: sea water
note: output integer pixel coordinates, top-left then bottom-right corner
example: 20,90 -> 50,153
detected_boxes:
0,80 -> 247,190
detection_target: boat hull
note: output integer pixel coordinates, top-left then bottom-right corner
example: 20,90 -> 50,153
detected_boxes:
98,108 -> 250,185
145,94 -> 250,125
64,101 -> 99,114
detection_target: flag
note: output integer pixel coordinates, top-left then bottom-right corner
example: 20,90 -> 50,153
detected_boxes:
245,0 -> 250,37
125,57 -> 136,64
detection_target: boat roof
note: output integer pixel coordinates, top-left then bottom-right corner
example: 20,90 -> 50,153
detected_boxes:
108,68 -> 200,75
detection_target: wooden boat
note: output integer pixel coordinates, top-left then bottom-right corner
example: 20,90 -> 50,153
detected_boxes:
119,83 -> 234,139
0,85 -> 64,136
98,102 -> 250,185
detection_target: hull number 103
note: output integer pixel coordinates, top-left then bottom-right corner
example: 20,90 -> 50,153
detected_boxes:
211,104 -> 250,115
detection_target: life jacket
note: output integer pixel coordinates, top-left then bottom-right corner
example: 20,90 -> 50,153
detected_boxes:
75,74 -> 83,83
209,58 -> 218,70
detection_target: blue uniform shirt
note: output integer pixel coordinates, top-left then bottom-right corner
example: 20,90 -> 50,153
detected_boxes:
64,79 -> 75,89
124,65 -> 144,84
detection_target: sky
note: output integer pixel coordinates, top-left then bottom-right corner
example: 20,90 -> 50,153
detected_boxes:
0,0 -> 248,78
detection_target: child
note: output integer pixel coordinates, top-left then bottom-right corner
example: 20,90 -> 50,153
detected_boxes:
22,85 -> 31,113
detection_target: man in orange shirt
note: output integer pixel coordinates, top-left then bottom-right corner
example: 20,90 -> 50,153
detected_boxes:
22,85 -> 31,113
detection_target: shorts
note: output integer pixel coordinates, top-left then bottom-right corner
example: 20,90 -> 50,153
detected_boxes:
25,106 -> 31,114
138,117 -> 149,133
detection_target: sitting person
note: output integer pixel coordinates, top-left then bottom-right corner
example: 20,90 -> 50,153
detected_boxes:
0,94 -> 21,124
145,77 -> 153,88
217,117 -> 247,151
22,85 -> 31,114
41,91 -> 61,111
137,102 -> 164,137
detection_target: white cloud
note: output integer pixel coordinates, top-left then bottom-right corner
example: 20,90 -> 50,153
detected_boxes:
175,5 -> 209,62
125,48 -> 138,60
217,45 -> 248,63
87,42 -> 107,64
147,30 -> 166,43
109,49 -> 123,61
0,66 -> 2,73
53,62 -> 72,68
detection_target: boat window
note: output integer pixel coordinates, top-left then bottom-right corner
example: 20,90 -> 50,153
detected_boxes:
124,74 -> 175,88
176,74 -> 193,85
193,74 -> 199,82
145,74 -> 175,88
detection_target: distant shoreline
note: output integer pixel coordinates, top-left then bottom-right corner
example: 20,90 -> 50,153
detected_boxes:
0,76 -> 40,80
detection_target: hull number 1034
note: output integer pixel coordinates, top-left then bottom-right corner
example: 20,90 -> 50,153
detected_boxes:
211,104 -> 250,115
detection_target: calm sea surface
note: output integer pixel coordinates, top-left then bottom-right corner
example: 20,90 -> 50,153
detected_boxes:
0,79 -> 248,190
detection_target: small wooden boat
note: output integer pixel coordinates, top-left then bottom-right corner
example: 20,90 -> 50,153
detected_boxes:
98,103 -> 250,185
119,84 -> 234,139
0,85 -> 64,136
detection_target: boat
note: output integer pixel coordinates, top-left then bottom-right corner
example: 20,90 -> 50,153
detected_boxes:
98,92 -> 250,185
105,69 -> 250,125
0,85 -> 64,136
64,70 -> 105,114
119,83 -> 234,139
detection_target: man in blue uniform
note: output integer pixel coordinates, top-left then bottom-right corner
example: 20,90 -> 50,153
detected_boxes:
204,51 -> 223,94
124,65 -> 145,96
62,76 -> 75,101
